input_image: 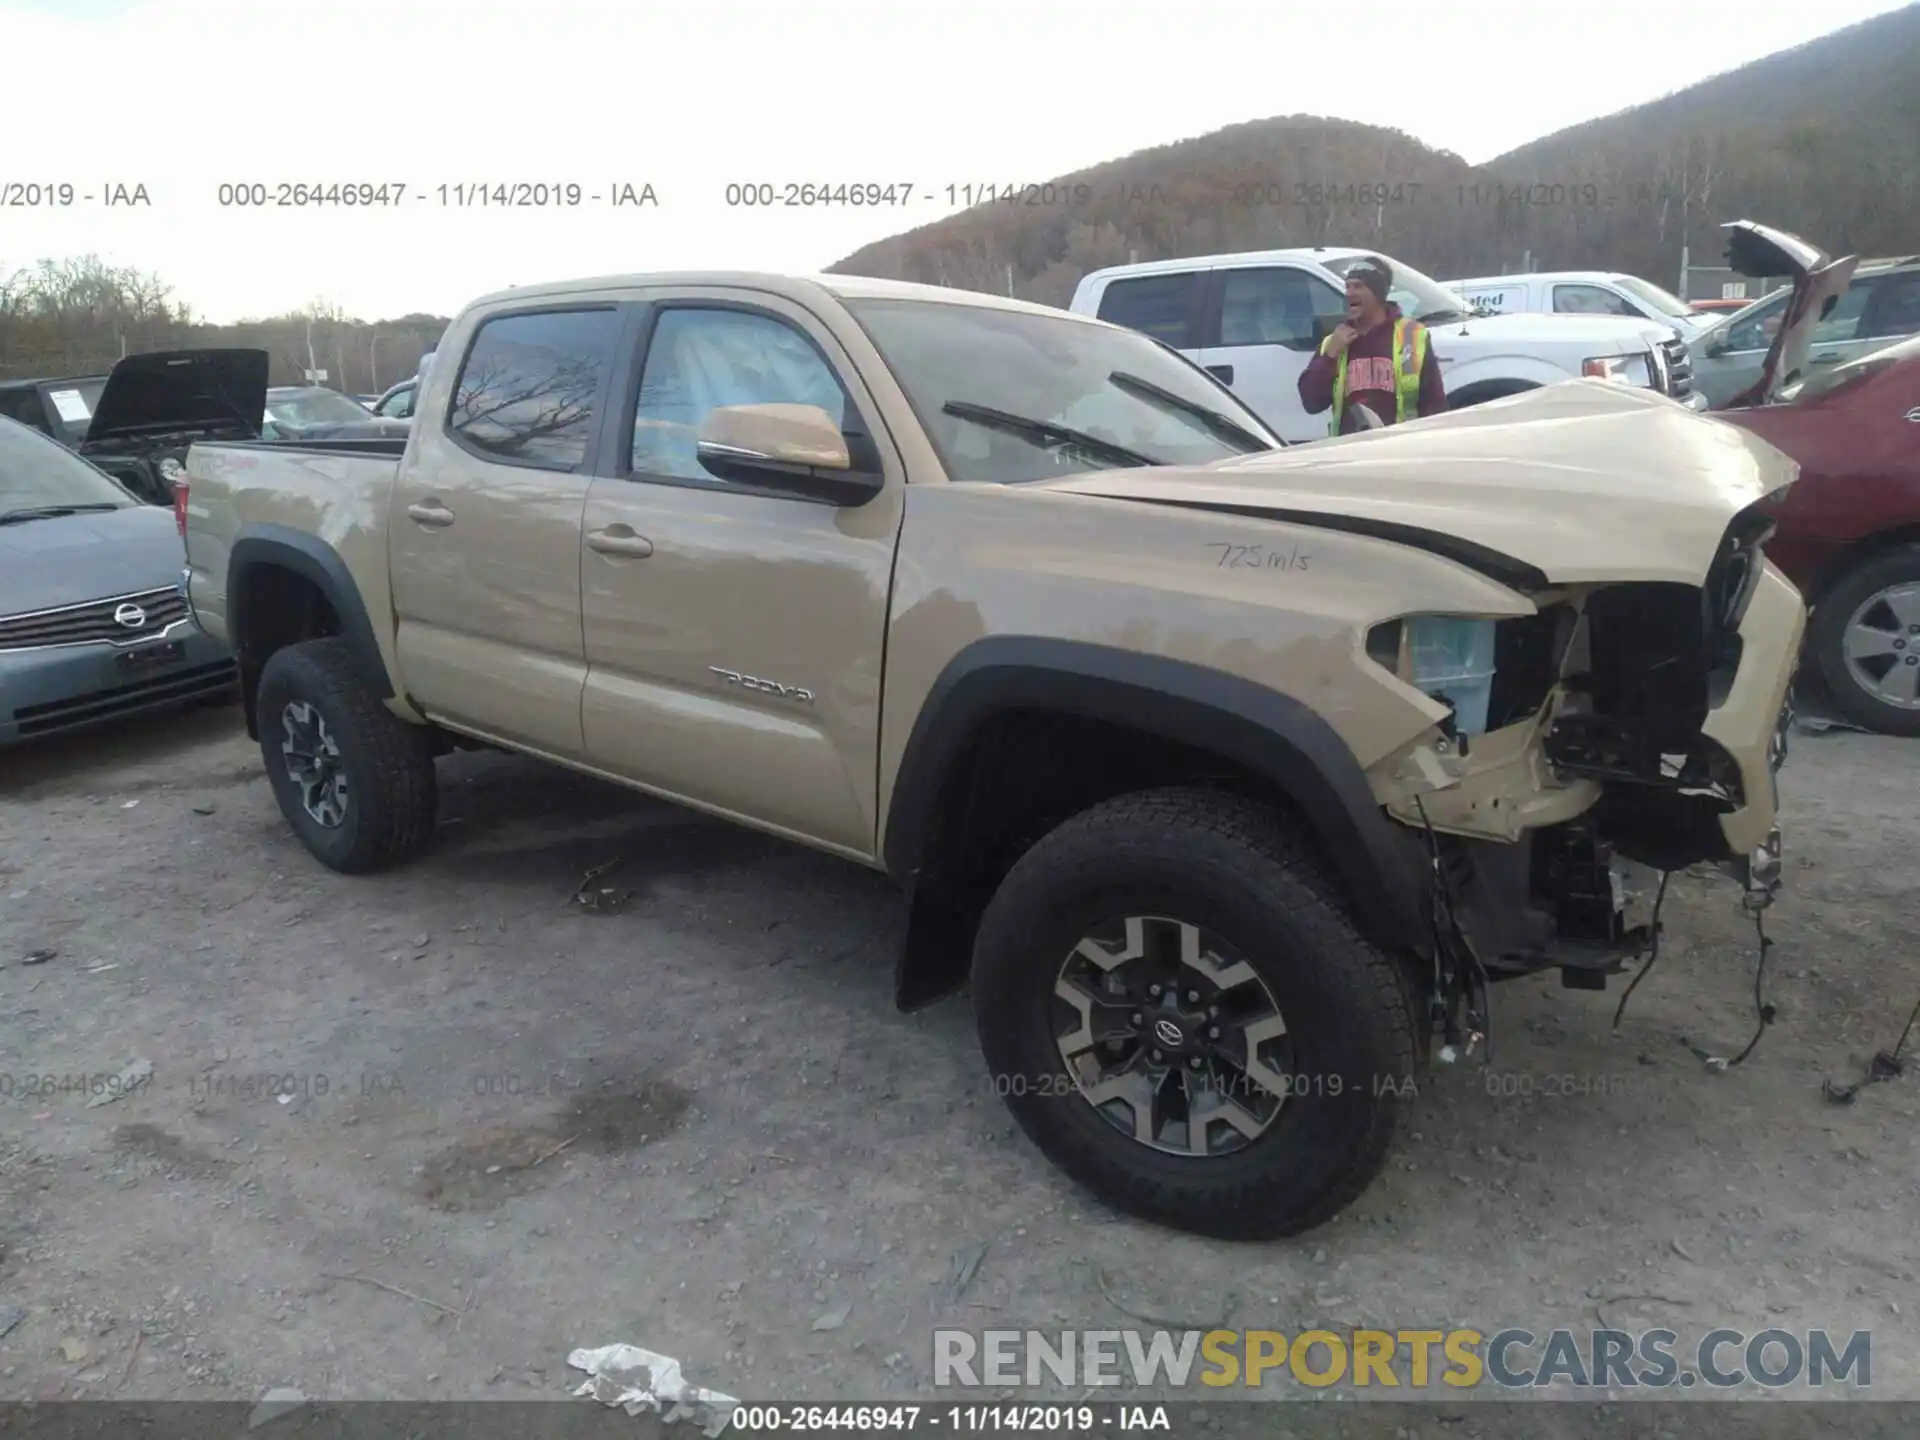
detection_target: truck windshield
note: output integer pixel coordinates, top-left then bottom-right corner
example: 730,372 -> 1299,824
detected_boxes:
1321,255 -> 1472,325
0,417 -> 136,511
1614,274 -> 1698,319
842,298 -> 1280,483
265,388 -> 373,430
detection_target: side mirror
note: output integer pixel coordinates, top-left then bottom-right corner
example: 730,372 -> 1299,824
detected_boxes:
1349,403 -> 1386,431
695,403 -> 881,505
1705,339 -> 1733,358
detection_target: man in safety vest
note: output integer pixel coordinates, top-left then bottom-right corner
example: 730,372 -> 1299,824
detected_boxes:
1298,256 -> 1448,435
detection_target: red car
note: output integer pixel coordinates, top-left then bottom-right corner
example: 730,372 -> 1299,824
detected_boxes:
1708,222 -> 1920,735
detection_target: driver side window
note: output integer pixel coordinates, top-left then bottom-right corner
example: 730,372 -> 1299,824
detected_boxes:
1725,296 -> 1786,353
629,307 -> 850,485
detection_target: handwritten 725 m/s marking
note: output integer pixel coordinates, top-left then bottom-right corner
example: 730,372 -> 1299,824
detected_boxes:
1210,543 -> 1311,572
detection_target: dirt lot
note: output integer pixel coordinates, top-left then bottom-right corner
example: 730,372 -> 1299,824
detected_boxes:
2,700 -> 1916,1430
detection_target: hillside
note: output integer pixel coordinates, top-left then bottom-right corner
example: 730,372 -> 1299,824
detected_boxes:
829,3 -> 1920,305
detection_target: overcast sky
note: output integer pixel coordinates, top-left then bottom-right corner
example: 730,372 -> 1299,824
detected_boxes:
4,0 -> 1910,323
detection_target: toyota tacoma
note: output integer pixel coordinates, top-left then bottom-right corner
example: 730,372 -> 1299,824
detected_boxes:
176,270 -> 1802,1239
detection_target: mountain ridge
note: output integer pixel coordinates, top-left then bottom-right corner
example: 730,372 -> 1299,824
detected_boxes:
828,4 -> 1920,305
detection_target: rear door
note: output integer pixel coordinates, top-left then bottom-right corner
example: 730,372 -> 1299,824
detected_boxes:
1819,269 -> 1920,370
1195,264 -> 1349,442
1455,280 -> 1527,316
575,288 -> 904,856
387,299 -> 626,757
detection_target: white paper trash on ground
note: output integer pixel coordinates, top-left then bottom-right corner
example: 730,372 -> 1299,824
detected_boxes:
569,1343 -> 739,1437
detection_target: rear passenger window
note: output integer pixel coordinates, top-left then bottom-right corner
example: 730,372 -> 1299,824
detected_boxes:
1097,274 -> 1198,345
447,308 -> 619,469
1552,284 -> 1639,318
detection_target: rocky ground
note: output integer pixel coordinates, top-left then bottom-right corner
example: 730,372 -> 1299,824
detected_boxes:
2,702 -> 1915,1438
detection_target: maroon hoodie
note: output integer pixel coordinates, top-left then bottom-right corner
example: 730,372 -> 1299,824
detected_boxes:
1298,302 -> 1449,433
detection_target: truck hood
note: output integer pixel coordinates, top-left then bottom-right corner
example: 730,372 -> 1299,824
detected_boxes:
1716,220 -> 1859,408
80,348 -> 268,446
0,504 -> 188,614
1038,380 -> 1797,589
1427,310 -> 1660,353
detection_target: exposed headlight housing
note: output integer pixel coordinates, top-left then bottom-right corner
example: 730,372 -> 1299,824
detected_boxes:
157,456 -> 186,483
1581,353 -> 1652,387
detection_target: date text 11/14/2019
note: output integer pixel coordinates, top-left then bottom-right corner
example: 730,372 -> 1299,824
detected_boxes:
726,1404 -> 1172,1431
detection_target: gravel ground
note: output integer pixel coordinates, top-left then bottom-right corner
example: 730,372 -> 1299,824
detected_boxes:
1,700 -> 1916,1434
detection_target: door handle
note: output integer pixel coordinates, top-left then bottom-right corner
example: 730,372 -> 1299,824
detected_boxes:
1809,354 -> 1841,365
406,501 -> 454,527
587,527 -> 654,558
1205,364 -> 1234,384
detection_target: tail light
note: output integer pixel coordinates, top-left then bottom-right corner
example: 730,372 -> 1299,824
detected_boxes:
161,457 -> 188,535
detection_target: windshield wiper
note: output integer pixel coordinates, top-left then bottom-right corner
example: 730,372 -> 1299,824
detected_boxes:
1418,308 -> 1468,324
1107,371 -> 1272,452
941,401 -> 1164,470
0,503 -> 122,525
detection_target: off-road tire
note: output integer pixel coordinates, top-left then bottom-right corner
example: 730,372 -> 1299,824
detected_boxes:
256,638 -> 439,873
1809,544 -> 1920,737
971,787 -> 1420,1241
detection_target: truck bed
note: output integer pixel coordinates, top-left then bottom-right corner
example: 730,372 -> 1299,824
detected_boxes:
181,437 -> 410,651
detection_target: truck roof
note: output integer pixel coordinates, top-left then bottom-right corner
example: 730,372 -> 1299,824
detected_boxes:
0,373 -> 107,390
462,271 -> 1090,322
1078,247 -> 1379,283
1450,271 -> 1626,285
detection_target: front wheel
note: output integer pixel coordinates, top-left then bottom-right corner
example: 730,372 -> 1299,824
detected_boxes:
1808,545 -> 1920,736
255,638 -> 439,872
970,788 -> 1419,1240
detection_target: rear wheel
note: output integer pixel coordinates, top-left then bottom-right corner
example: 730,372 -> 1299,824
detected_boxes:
1809,545 -> 1920,736
256,638 -> 439,872
971,788 -> 1419,1240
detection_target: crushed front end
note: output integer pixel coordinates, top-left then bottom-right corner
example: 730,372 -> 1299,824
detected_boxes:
1367,500 -> 1802,1021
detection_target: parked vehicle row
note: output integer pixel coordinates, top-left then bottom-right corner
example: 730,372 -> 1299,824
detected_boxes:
1445,268 -> 1725,343
1067,246 -> 1700,442
1690,251 -> 1920,408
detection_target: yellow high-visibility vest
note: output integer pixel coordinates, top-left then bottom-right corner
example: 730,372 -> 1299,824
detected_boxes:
1326,317 -> 1428,434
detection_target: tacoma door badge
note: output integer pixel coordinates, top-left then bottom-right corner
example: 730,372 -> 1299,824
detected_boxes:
709,666 -> 815,704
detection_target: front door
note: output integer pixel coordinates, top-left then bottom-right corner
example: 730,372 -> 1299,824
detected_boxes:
577,291 -> 904,857
1195,265 -> 1349,442
388,300 -> 626,757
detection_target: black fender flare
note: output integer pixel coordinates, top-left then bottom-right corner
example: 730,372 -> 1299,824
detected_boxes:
227,523 -> 392,701
882,637 -> 1428,956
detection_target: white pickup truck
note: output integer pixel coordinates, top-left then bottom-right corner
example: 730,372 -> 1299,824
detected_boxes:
1070,247 -> 1703,441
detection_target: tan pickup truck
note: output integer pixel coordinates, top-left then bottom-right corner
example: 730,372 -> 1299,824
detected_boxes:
178,270 -> 1803,1240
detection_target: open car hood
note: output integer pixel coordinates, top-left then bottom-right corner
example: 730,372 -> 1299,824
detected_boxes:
1038,380 -> 1798,589
1718,220 -> 1859,408
80,348 -> 268,445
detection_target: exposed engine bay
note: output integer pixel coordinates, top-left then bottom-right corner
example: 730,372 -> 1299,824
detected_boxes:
1367,502 -> 1794,1060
